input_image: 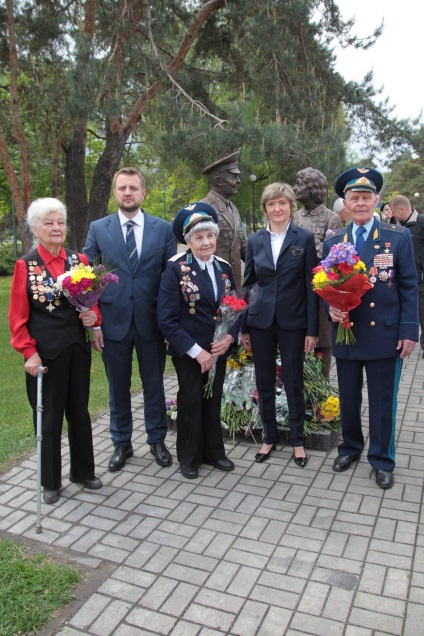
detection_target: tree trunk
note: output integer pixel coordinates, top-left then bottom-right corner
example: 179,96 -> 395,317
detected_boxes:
63,122 -> 89,251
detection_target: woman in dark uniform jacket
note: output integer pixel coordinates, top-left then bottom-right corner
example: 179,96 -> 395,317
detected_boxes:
158,203 -> 240,479
9,198 -> 102,504
240,183 -> 319,466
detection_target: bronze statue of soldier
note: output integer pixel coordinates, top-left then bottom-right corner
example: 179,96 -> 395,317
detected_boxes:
293,167 -> 342,378
201,152 -> 247,296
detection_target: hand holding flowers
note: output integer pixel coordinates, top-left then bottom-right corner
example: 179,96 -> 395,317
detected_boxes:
312,242 -> 373,345
203,295 -> 246,398
55,262 -> 119,340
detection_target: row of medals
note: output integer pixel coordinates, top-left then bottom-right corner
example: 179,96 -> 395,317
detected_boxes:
28,261 -> 61,313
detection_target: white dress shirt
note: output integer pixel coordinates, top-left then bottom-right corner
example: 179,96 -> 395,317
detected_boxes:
118,209 -> 144,257
267,222 -> 290,267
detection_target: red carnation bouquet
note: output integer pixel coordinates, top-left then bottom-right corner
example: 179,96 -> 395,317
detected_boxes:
312,242 -> 373,345
203,295 -> 247,398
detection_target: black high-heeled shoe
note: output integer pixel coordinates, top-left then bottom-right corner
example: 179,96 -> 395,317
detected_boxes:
292,448 -> 308,468
255,443 -> 277,463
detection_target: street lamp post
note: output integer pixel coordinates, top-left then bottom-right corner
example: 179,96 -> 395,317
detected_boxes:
249,174 -> 257,232
162,188 -> 167,220
414,192 -> 420,212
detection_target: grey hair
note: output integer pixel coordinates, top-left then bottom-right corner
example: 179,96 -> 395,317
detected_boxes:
333,198 -> 345,215
26,198 -> 67,248
184,220 -> 219,244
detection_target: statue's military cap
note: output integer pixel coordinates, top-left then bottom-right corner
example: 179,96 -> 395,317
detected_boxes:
335,167 -> 383,198
202,151 -> 240,175
173,202 -> 218,244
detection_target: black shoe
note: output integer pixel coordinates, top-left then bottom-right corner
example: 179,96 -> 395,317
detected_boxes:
204,457 -> 235,472
180,464 -> 198,479
293,449 -> 308,468
70,475 -> 103,489
43,486 -> 61,505
375,469 -> 394,489
255,443 -> 277,463
333,455 -> 360,472
150,441 -> 172,467
108,445 -> 134,472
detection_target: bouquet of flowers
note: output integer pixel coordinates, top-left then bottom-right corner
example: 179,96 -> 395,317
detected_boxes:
165,399 -> 178,426
203,295 -> 247,398
55,262 -> 119,340
220,350 -> 340,442
312,242 -> 373,345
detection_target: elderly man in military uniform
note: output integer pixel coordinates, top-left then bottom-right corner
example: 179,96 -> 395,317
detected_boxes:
293,167 -> 342,377
201,152 -> 246,296
324,167 -> 418,490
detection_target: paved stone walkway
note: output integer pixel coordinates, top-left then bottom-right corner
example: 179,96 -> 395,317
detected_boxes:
1,352 -> 423,635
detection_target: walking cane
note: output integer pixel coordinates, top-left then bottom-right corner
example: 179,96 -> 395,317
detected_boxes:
36,365 -> 48,534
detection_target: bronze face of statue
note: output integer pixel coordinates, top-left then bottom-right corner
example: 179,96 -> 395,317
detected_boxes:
293,167 -> 327,211
200,152 -> 246,296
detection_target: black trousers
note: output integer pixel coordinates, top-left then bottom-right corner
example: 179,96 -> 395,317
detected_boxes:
26,343 -> 95,490
249,322 -> 306,447
172,356 -> 227,468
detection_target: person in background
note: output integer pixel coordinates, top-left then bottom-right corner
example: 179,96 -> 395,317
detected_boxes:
9,198 -> 102,504
293,167 -> 342,378
158,203 -> 239,479
381,202 -> 397,224
241,183 -> 319,466
333,197 -> 349,226
390,194 -> 424,358
83,167 -> 176,473
325,168 -> 418,489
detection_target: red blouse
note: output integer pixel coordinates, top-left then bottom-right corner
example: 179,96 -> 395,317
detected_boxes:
9,244 -> 101,360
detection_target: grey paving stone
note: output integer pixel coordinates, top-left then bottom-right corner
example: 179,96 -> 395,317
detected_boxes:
256,606 -> 293,636
297,581 -> 329,615
195,588 -> 244,614
321,531 -> 349,556
112,565 -> 157,589
355,591 -> 406,617
226,565 -> 261,597
204,561 -> 239,591
70,594 -> 111,629
90,599 -> 131,636
161,582 -> 199,615
138,576 -> 178,610
349,607 -> 403,634
323,587 -> 355,622
183,603 -> 235,632
128,516 -> 162,540
289,613 -> 344,636
230,599 -> 268,636
174,551 -> 218,572
126,607 -> 177,634
98,578 -> 145,603
358,563 -> 386,594
250,583 -> 299,610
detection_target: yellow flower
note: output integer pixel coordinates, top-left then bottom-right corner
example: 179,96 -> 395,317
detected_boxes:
353,260 -> 366,272
312,271 -> 329,285
320,396 -> 340,420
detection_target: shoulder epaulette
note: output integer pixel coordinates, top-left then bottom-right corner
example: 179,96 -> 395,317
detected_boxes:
380,222 -> 406,234
215,255 -> 230,266
169,251 -> 186,262
324,227 -> 345,241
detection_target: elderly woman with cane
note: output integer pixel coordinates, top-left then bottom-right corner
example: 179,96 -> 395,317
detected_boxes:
9,198 -> 102,504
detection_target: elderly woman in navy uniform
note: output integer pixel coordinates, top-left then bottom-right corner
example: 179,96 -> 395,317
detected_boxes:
324,168 -> 418,489
158,203 -> 240,479
9,198 -> 102,504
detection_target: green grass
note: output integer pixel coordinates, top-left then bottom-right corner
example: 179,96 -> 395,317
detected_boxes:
0,539 -> 82,636
1,275 -> 174,472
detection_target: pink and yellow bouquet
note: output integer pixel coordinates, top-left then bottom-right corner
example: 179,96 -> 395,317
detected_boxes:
55,263 -> 119,339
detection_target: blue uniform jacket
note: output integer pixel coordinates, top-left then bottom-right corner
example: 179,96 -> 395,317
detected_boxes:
158,250 -> 241,359
322,219 -> 419,360
83,211 -> 176,341
242,223 -> 319,335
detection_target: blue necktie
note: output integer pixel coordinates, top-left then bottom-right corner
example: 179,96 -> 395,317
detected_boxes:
203,264 -> 216,299
125,221 -> 138,271
355,226 -> 366,256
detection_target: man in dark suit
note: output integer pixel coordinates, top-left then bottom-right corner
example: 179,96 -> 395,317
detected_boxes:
324,167 -> 419,489
83,167 -> 176,471
390,194 -> 424,357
